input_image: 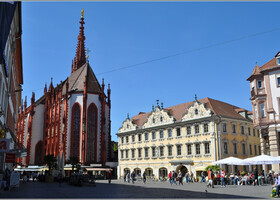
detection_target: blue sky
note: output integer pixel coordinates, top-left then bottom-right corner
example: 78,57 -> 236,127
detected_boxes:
22,2 -> 280,142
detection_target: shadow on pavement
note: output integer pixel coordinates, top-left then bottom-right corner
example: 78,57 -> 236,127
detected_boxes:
0,181 -> 264,199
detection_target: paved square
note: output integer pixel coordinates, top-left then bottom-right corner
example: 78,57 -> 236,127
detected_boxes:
0,180 -> 273,199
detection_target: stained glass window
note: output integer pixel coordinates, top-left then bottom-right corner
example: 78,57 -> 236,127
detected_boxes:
72,104 -> 81,158
87,104 -> 97,162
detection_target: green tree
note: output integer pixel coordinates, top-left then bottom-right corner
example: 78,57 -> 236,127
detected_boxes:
112,143 -> 118,152
66,156 -> 81,172
205,165 -> 220,173
44,154 -> 57,174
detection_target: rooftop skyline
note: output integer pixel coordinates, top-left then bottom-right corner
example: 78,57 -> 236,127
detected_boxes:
21,2 -> 280,141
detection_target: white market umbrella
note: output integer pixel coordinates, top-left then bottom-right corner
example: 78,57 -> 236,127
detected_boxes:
212,157 -> 245,165
241,155 -> 280,165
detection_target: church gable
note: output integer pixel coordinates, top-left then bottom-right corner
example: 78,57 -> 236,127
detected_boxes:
142,106 -> 174,129
182,100 -> 212,121
119,117 -> 137,133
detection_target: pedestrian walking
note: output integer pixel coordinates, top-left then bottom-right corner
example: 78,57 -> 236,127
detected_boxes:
185,172 -> 190,184
207,168 -> 214,188
124,173 -> 127,182
143,172 -> 146,184
200,171 -> 206,183
221,169 -> 226,187
131,171 -> 135,184
127,172 -> 131,183
178,170 -> 183,185
172,170 -> 177,185
253,167 -> 259,186
168,171 -> 173,185
107,171 -> 112,184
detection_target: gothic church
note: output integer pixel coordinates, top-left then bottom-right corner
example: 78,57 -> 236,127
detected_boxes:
16,11 -> 112,166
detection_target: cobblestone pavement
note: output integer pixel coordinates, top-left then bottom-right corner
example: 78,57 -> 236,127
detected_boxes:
0,179 -> 273,199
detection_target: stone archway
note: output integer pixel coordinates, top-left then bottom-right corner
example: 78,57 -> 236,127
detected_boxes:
177,165 -> 188,177
134,168 -> 141,176
145,168 -> 153,177
124,168 -> 130,175
159,167 -> 168,178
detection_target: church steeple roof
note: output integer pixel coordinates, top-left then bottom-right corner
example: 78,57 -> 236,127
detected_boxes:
72,9 -> 86,74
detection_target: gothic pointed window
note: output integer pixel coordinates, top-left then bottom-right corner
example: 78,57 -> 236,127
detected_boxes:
71,103 -> 81,158
87,104 -> 97,163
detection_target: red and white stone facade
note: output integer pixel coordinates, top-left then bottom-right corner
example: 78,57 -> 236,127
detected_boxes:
247,52 -> 280,171
16,13 -> 112,166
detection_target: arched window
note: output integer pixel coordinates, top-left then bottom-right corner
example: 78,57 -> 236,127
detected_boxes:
35,141 -> 43,165
87,104 -> 97,162
71,103 -> 81,158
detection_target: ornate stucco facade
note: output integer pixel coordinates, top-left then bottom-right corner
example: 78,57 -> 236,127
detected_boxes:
247,52 -> 280,171
117,97 -> 261,179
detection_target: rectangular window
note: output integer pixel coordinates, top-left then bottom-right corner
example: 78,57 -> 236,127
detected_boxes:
249,144 -> 252,155
132,149 -> 135,158
204,123 -> 209,133
168,129 -> 172,138
177,145 -> 182,156
168,146 -> 172,156
254,105 -> 258,118
195,143 -> 200,154
195,125 -> 199,134
126,150 -> 129,158
138,148 -> 142,158
132,135 -> 135,142
160,130 -> 164,139
257,130 -> 260,138
176,128 -> 181,137
205,143 -> 210,154
121,150 -> 124,159
257,80 -> 262,89
145,132 -> 149,141
152,147 -> 156,157
248,127 -> 251,136
242,144 -> 246,155
254,145 -> 257,155
187,126 -> 191,135
259,145 -> 261,155
260,103 -> 266,118
187,144 -> 192,155
144,148 -> 149,158
121,137 -> 124,144
241,126 -> 245,135
233,143 -> 238,154
138,134 -> 142,142
223,123 -> 227,132
232,124 -> 236,133
277,77 -> 280,87
224,142 -> 228,154
152,131 -> 156,140
160,146 -> 164,157
253,128 -> 256,136
126,136 -> 129,143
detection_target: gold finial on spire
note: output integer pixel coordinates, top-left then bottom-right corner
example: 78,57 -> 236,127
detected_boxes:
81,9 -> 84,18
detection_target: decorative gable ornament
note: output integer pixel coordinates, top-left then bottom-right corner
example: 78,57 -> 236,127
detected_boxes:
142,106 -> 174,129
182,100 -> 213,121
118,118 -> 137,133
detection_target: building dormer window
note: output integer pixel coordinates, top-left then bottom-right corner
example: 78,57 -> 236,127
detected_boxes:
195,109 -> 198,115
127,124 -> 130,129
152,118 -> 155,123
257,80 -> 262,89
160,116 -> 163,122
277,56 -> 280,65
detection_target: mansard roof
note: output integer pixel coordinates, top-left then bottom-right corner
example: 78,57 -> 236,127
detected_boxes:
129,97 -> 251,129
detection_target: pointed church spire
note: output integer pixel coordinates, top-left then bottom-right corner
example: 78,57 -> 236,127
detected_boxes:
72,9 -> 86,74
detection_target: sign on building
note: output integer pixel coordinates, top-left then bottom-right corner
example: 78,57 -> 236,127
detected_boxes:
0,139 -> 10,152
5,153 -> 15,163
